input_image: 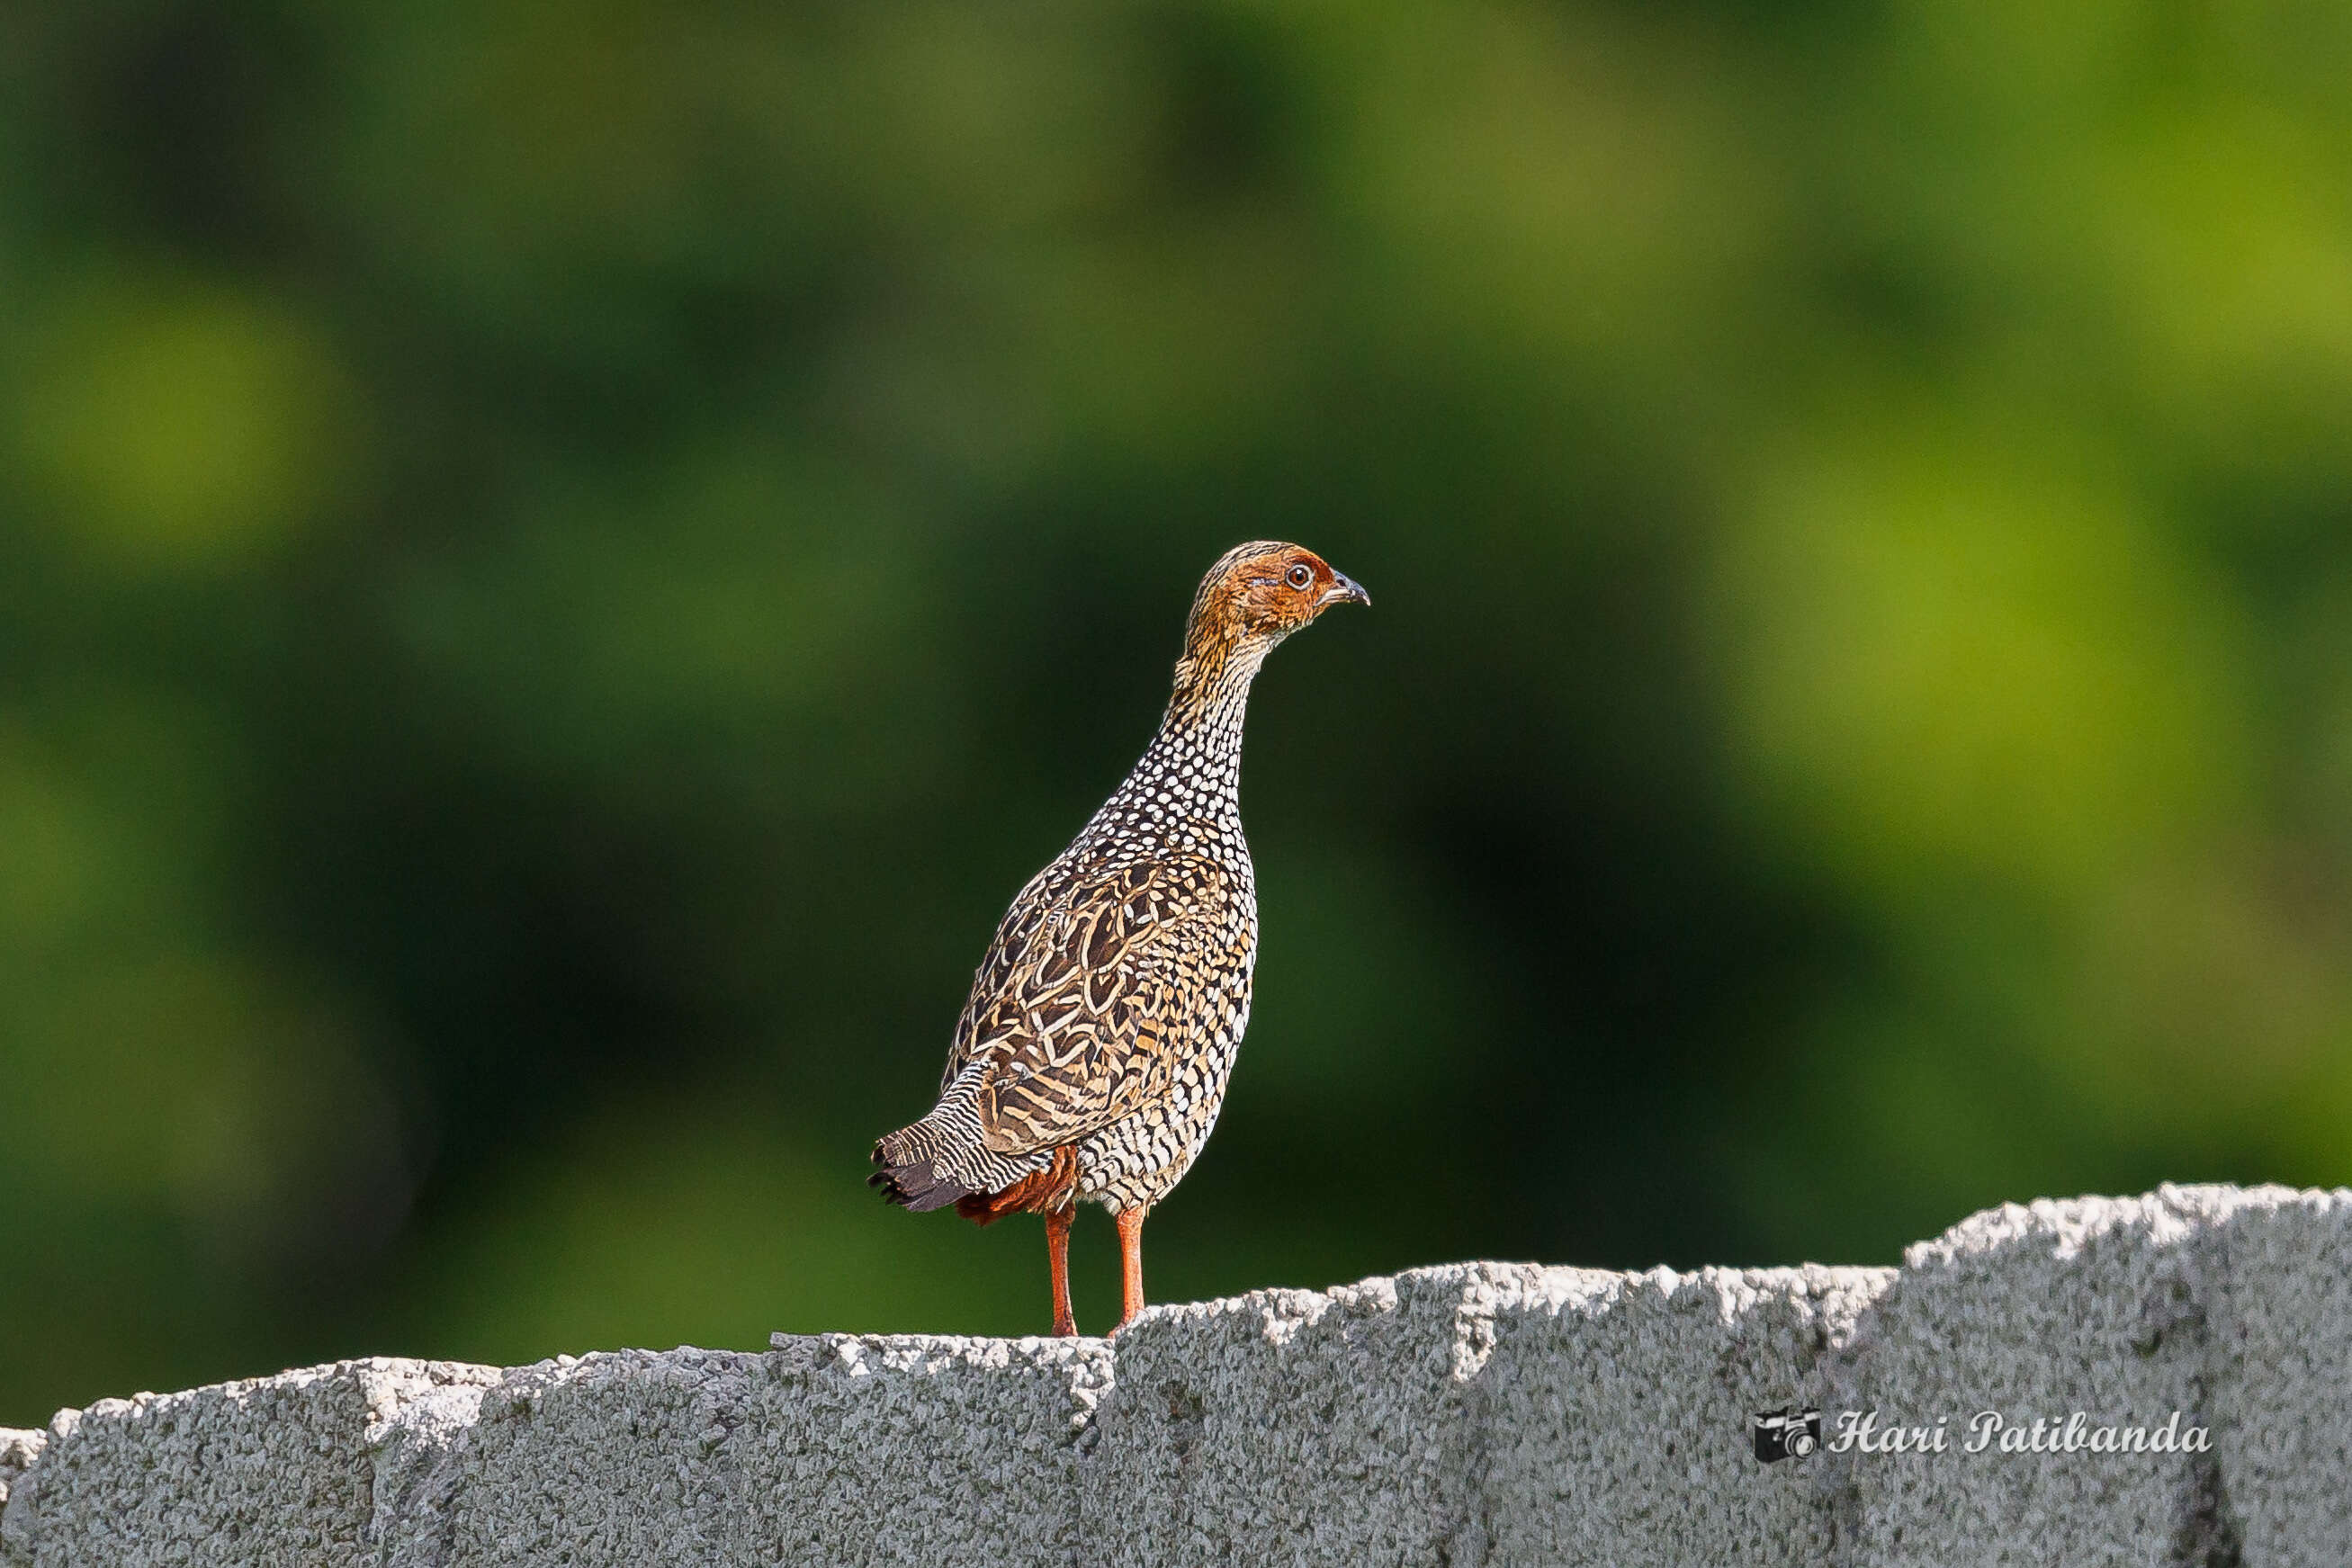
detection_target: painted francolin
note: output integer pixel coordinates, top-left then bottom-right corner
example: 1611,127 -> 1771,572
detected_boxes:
870,541 -> 1369,1334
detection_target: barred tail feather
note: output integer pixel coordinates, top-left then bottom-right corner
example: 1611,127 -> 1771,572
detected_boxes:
870,1071 -> 1052,1217
869,1123 -> 974,1213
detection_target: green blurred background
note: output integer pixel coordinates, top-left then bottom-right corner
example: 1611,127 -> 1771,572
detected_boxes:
4,0 -> 2350,1425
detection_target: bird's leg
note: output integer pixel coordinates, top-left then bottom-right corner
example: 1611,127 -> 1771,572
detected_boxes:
1112,1206 -> 1146,1333
1046,1205 -> 1078,1338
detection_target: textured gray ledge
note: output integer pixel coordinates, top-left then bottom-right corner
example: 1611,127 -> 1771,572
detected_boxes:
2,1184 -> 2344,1566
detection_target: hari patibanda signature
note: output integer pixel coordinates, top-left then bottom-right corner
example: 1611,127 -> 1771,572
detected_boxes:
1827,1408 -> 2213,1456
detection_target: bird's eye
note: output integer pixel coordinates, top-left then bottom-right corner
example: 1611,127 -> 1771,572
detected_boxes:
1286,564 -> 1314,590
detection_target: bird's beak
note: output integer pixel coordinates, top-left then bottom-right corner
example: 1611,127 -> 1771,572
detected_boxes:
1320,572 -> 1370,608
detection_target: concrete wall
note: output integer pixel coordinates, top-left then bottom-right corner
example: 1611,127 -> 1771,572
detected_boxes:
2,1183 -> 2343,1566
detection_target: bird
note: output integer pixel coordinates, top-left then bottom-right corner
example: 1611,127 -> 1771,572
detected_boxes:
869,541 -> 1369,1336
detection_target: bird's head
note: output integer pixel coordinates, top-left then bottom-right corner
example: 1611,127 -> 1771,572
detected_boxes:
1181,542 -> 1369,666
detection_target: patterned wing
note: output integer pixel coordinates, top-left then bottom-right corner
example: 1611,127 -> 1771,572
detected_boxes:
945,854 -> 1230,1156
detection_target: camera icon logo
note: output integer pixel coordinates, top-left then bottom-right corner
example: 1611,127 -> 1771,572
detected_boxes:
1752,1405 -> 1822,1463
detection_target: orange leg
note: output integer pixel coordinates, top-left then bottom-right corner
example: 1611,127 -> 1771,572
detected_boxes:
1112,1206 -> 1147,1333
1046,1205 -> 1078,1337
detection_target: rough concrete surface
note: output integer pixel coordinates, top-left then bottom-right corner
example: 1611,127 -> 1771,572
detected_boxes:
1,1184 -> 2342,1566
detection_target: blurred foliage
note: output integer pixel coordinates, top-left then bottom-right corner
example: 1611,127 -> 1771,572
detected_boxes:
2,0 -> 2349,1424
